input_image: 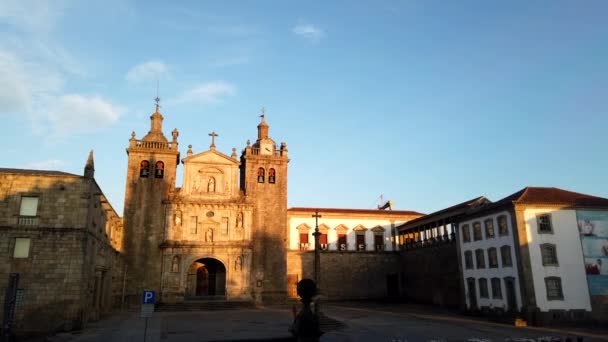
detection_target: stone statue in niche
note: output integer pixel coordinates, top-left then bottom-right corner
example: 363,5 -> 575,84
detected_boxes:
192,179 -> 200,193
236,212 -> 243,228
206,228 -> 213,242
171,256 -> 180,272
174,210 -> 182,226
235,256 -> 243,271
207,177 -> 216,193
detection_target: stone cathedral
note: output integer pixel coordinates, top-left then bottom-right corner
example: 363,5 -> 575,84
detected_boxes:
123,104 -> 289,304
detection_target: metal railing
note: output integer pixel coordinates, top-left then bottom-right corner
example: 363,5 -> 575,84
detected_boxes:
18,216 -> 38,226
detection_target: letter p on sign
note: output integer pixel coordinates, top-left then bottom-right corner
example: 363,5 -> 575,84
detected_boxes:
142,290 -> 156,304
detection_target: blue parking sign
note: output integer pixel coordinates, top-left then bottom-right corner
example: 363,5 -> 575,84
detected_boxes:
142,290 -> 156,304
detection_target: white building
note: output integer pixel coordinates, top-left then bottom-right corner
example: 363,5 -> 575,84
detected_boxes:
456,187 -> 608,324
288,207 -> 423,252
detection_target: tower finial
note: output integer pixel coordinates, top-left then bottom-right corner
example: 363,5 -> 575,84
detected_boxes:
208,131 -> 219,149
154,95 -> 161,113
84,150 -> 95,178
260,106 -> 266,120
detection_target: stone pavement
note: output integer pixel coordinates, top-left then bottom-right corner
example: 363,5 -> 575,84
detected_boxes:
35,302 -> 608,342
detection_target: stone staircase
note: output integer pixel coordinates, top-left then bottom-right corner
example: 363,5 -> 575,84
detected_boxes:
156,300 -> 256,312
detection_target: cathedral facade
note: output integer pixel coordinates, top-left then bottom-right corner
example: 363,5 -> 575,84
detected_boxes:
122,105 -> 288,304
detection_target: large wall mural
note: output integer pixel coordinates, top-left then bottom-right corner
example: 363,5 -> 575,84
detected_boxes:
577,210 -> 608,295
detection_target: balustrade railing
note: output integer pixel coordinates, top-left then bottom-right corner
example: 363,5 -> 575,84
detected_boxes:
249,147 -> 282,156
133,140 -> 176,150
18,216 -> 38,226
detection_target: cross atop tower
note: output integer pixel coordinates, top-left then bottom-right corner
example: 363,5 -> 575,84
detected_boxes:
209,131 -> 219,149
260,106 -> 266,120
154,96 -> 161,112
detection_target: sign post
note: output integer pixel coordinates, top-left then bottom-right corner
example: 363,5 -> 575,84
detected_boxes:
141,291 -> 155,342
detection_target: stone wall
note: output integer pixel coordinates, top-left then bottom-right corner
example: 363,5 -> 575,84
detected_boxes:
400,242 -> 462,308
0,171 -> 123,335
287,251 -> 401,300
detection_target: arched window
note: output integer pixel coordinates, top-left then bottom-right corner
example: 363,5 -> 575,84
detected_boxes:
140,160 -> 150,178
257,168 -> 265,183
268,168 -> 276,184
155,161 -> 165,178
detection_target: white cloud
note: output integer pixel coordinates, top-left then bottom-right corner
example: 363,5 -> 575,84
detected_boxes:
126,60 -> 169,83
0,50 -> 64,114
23,159 -> 65,170
0,1 -> 122,138
170,81 -> 236,105
0,0 -> 66,34
292,23 -> 325,43
46,94 -> 123,135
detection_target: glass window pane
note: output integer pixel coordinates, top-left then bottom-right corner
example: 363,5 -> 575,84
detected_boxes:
13,238 -> 30,258
19,197 -> 38,216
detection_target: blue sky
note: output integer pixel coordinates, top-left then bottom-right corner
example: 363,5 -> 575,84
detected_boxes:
1,0 -> 607,215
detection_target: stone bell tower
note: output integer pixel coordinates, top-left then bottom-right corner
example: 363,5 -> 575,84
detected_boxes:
240,112 -> 289,303
122,99 -> 180,303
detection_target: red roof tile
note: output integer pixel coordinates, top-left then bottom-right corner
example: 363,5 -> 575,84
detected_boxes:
288,207 -> 424,216
501,187 -> 608,207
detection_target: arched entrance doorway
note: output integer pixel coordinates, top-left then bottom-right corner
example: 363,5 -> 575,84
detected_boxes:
186,258 -> 226,298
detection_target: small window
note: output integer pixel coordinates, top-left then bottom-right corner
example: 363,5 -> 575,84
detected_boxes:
500,245 -> 513,267
257,168 -> 265,183
374,234 -> 384,251
13,238 -> 31,258
320,233 -> 328,250
155,161 -> 165,178
268,168 -> 276,184
540,243 -> 558,266
484,219 -> 495,239
473,222 -> 483,241
15,289 -> 25,308
140,160 -> 150,178
461,224 -> 471,243
479,278 -> 489,298
299,233 -> 309,250
356,233 -> 366,251
545,277 -> 564,300
475,249 -> 485,269
338,234 -> 347,251
537,214 -> 553,234
19,197 -> 39,216
491,278 -> 502,299
498,215 -> 509,236
464,251 -> 474,269
488,247 -> 498,268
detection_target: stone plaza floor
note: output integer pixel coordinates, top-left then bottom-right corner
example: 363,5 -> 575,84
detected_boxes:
37,302 -> 608,342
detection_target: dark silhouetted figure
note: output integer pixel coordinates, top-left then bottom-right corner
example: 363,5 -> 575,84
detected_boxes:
290,279 -> 322,342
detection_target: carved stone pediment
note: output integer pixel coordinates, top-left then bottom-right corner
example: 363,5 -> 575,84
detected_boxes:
182,149 -> 240,197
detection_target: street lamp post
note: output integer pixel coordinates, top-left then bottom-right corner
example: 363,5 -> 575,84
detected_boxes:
312,211 -> 322,286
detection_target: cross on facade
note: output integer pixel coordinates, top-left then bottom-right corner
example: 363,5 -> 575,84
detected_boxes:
208,131 -> 219,149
